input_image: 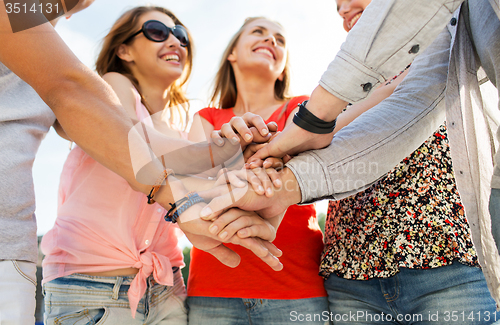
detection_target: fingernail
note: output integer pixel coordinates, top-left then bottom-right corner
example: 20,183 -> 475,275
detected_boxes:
230,137 -> 239,144
219,231 -> 228,240
201,206 -> 212,218
244,134 -> 252,141
216,138 -> 224,146
266,188 -> 273,196
209,225 -> 218,234
261,128 -> 269,135
274,179 -> 282,188
238,229 -> 247,237
258,186 -> 264,193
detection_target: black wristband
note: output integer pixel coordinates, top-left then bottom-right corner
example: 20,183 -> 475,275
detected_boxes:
292,100 -> 337,134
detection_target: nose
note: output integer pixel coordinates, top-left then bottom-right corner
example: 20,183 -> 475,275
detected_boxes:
264,33 -> 277,46
164,32 -> 182,48
338,2 -> 350,18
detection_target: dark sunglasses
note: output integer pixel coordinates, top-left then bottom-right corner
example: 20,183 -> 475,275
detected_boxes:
124,20 -> 189,47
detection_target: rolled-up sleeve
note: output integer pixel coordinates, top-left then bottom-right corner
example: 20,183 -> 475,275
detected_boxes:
320,0 -> 462,103
288,27 -> 452,203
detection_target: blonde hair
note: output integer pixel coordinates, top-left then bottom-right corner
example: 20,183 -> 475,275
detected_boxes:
95,6 -> 193,130
210,17 -> 291,109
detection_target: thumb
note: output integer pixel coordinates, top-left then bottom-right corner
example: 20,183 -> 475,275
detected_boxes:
248,145 -> 273,164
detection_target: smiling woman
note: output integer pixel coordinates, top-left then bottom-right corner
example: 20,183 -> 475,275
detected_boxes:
336,0 -> 372,31
186,17 -> 328,325
40,6 -> 194,324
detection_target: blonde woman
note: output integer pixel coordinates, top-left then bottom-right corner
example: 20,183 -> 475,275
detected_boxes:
187,17 -> 328,325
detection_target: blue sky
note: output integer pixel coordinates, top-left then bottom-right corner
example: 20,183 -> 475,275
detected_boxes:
33,0 -> 347,238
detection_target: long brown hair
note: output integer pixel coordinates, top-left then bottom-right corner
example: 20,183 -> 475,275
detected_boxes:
95,6 -> 193,130
210,17 -> 291,109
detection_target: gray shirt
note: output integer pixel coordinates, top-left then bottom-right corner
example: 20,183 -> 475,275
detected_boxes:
287,0 -> 500,307
0,62 -> 55,263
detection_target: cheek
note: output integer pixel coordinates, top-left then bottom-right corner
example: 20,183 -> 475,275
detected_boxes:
180,49 -> 189,66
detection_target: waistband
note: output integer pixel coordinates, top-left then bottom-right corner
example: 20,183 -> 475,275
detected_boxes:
58,266 -> 180,286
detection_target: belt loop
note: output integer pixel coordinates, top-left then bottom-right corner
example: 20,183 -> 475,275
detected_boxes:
111,276 -> 123,300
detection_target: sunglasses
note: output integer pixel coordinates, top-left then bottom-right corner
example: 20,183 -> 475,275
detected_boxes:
124,20 -> 189,47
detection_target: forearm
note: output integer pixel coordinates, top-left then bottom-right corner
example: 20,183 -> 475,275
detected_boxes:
287,27 -> 452,203
50,71 -> 149,189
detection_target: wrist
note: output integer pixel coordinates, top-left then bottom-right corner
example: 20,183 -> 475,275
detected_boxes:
165,191 -> 205,223
279,167 -> 302,205
307,85 -> 347,121
154,176 -> 188,208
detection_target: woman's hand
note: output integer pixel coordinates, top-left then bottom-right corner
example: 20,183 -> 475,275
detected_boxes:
208,208 -> 283,243
210,113 -> 278,149
177,204 -> 283,271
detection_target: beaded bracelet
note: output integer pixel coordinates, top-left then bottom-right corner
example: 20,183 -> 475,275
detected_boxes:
147,168 -> 175,204
292,100 -> 337,134
165,192 -> 205,223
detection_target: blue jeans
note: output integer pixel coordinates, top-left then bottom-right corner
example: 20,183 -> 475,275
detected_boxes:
489,188 -> 500,252
325,262 -> 498,324
43,271 -> 187,325
187,296 -> 330,325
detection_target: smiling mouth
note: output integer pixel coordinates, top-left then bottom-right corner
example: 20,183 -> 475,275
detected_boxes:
348,12 -> 363,30
254,48 -> 275,59
161,54 -> 180,62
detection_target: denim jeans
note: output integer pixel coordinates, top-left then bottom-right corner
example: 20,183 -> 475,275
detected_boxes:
0,260 -> 37,325
187,296 -> 330,325
325,262 -> 498,324
489,188 -> 500,252
43,271 -> 187,325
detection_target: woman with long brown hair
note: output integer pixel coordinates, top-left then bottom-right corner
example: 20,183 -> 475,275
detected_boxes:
41,6 -> 194,323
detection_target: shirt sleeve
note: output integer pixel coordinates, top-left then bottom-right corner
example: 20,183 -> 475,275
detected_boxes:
287,26 -> 452,203
320,0 -> 462,103
197,107 -> 215,126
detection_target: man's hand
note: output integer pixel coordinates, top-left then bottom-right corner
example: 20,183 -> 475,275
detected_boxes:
211,113 -> 278,149
199,167 -> 301,221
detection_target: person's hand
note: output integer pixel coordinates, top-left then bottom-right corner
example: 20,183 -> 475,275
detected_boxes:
214,165 -> 282,197
208,208 -> 283,244
243,135 -> 292,170
210,113 -> 278,149
199,167 -> 301,222
177,204 -> 283,270
246,123 -> 334,165
207,208 -> 284,272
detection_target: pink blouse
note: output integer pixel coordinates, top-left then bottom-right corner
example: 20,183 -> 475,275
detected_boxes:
41,88 -> 184,318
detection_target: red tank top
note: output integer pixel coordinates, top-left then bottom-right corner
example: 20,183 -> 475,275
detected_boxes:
187,96 -> 326,299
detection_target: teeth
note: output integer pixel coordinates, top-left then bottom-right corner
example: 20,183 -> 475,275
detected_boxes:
162,54 -> 179,62
349,13 -> 362,30
255,48 -> 273,58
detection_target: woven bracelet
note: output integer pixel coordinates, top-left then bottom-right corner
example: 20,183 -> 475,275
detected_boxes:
165,192 -> 205,223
